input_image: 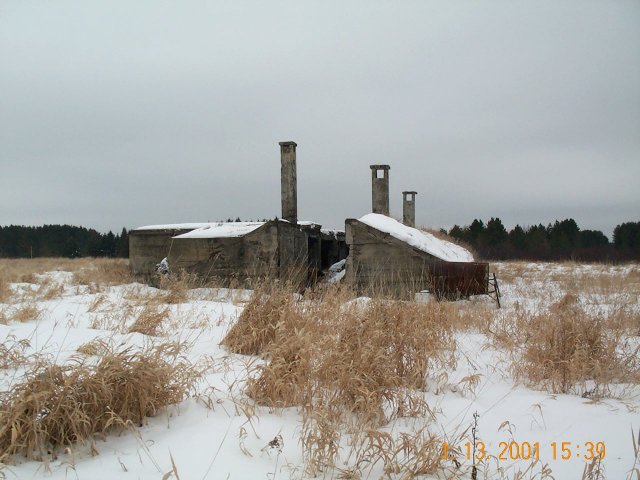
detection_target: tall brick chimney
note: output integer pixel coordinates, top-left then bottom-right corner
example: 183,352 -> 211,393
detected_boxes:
402,191 -> 417,227
279,141 -> 297,224
370,165 -> 390,216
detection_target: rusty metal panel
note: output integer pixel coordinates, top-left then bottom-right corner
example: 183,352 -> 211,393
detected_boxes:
430,262 -> 489,299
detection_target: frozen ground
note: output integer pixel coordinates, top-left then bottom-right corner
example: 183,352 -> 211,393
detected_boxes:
0,261 -> 638,479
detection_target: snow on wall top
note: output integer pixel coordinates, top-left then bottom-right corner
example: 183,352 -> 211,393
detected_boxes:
133,223 -> 211,231
358,213 -> 474,263
298,221 -> 321,228
298,221 -> 344,238
173,222 -> 265,239
321,228 -> 345,238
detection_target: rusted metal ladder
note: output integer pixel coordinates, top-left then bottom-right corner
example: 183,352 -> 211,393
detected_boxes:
487,272 -> 501,308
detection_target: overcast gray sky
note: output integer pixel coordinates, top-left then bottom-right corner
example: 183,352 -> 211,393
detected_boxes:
1,0 -> 639,238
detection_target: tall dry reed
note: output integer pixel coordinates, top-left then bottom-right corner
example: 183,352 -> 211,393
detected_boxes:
500,294 -> 640,394
222,284 -> 298,356
222,285 -> 457,475
0,343 -> 199,461
225,284 -> 456,417
128,305 -> 170,336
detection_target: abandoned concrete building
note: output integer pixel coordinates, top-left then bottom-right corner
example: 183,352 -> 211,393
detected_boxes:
344,165 -> 490,299
129,142 -> 347,285
130,141 -> 492,300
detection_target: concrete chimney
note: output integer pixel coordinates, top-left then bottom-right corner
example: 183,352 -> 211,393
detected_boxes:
370,165 -> 390,216
279,141 -> 298,224
402,191 -> 417,227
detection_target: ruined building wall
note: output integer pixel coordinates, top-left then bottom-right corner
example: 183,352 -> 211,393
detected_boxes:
166,221 -> 307,285
345,219 -> 434,298
129,228 -> 195,276
277,221 -> 309,280
345,219 -> 488,299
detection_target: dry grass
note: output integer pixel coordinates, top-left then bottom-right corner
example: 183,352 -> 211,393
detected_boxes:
221,284 -> 457,475
493,294 -> 640,394
223,262 -> 639,476
158,273 -> 193,304
492,261 -> 532,284
0,336 -> 31,370
305,421 -> 445,478
9,303 -> 41,323
89,304 -> 135,331
0,258 -> 132,305
0,258 -> 129,285
34,278 -> 65,300
2,256 -> 636,478
446,301 -> 493,332
0,276 -> 11,303
221,284 -> 297,356
0,343 -> 199,462
237,290 -> 456,423
128,305 -> 170,336
607,306 -> 640,335
0,258 -> 76,284
352,427 -> 443,477
87,294 -> 109,313
309,300 -> 453,423
72,258 -> 132,288
495,261 -> 640,301
76,339 -> 111,357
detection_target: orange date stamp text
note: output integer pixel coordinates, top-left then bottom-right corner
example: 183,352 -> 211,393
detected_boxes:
442,440 -> 606,462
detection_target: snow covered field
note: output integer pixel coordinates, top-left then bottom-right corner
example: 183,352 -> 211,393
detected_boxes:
0,259 -> 638,479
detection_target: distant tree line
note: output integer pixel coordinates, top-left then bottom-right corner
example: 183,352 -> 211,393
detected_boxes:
0,225 -> 129,258
447,219 -> 640,261
2,220 -> 639,262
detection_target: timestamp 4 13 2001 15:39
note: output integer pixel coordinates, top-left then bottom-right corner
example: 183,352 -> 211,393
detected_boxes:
442,441 -> 606,462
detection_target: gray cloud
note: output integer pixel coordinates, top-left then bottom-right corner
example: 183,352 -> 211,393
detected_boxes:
1,0 -> 638,238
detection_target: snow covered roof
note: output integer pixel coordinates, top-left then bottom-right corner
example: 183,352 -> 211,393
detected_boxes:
173,222 -> 265,239
133,223 -> 211,231
358,213 -> 474,263
133,220 -> 344,240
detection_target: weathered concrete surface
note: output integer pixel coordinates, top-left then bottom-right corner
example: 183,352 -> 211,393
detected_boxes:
129,227 -> 197,276
277,220 -> 309,281
402,191 -> 417,228
345,218 -> 488,299
280,141 -> 298,225
370,165 -> 390,215
167,220 -> 307,285
130,219 -> 348,287
129,140 -> 354,287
